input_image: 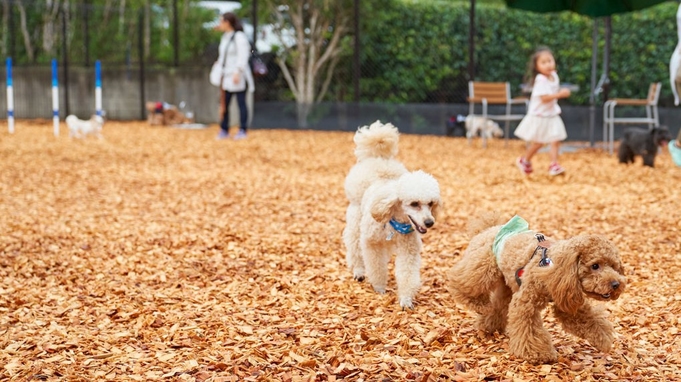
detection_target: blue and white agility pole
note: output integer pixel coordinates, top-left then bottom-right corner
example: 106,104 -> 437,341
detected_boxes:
6,58 -> 14,134
51,59 -> 59,136
95,60 -> 102,117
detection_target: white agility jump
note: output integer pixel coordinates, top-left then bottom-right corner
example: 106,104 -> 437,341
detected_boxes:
5,58 -> 103,135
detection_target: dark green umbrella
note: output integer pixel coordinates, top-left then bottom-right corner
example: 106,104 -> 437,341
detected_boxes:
504,0 -> 670,146
505,0 -> 669,18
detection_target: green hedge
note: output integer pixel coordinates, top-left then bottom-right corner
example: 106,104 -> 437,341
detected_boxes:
358,0 -> 678,106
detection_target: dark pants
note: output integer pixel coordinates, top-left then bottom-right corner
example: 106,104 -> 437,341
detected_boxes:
220,90 -> 248,133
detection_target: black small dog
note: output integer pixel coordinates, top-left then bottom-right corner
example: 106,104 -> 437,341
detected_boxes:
618,126 -> 672,167
446,115 -> 467,137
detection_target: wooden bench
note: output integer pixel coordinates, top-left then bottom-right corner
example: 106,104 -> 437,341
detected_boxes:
603,82 -> 661,154
467,81 -> 528,147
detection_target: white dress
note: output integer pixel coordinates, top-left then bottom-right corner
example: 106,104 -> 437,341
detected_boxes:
217,31 -> 255,93
514,72 -> 567,143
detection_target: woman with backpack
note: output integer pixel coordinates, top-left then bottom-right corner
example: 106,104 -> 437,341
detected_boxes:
214,12 -> 254,140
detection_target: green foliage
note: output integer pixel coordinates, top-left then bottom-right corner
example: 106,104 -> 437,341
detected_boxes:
3,0 -> 217,66
354,0 -> 679,106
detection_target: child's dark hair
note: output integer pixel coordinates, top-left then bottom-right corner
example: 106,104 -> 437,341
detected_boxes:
524,46 -> 553,87
222,12 -> 244,32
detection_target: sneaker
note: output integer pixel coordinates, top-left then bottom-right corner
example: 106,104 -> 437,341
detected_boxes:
216,130 -> 230,140
548,162 -> 565,176
516,157 -> 533,174
233,130 -> 247,140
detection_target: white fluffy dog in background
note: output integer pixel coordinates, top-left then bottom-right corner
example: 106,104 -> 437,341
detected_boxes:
66,114 -> 104,139
343,121 -> 442,309
465,115 -> 504,142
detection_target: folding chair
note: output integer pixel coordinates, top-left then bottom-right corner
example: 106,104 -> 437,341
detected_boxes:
603,82 -> 661,154
467,81 -> 528,147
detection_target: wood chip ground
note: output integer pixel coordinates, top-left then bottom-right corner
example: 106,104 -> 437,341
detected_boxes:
1,121 -> 680,381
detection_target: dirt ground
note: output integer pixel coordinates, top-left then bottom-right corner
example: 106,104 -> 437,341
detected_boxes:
1,120 -> 680,381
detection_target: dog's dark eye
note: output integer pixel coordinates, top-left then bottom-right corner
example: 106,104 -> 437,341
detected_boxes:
410,202 -> 419,207
591,264 -> 600,270
428,201 -> 434,207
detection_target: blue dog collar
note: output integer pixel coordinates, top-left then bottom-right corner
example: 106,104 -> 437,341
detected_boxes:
389,218 -> 415,234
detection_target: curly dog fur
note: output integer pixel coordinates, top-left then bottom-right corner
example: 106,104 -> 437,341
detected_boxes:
447,212 -> 626,364
618,126 -> 671,167
343,121 -> 442,309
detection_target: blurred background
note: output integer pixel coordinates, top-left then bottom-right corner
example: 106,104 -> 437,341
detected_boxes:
0,0 -> 679,138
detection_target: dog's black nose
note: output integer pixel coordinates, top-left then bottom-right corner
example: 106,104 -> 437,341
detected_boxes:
611,281 -> 620,290
424,219 -> 434,228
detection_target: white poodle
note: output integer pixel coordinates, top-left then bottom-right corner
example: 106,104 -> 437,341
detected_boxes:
343,121 -> 442,309
465,115 -> 503,143
66,114 -> 104,139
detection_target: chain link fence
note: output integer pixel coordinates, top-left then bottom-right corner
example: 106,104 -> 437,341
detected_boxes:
0,1 -> 476,119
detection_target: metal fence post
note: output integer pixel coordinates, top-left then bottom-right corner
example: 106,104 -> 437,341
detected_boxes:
173,0 -> 179,67
252,0 -> 258,48
83,0 -> 90,67
353,0 -> 360,102
139,10 -> 146,121
61,7 -> 70,116
468,0 -> 475,81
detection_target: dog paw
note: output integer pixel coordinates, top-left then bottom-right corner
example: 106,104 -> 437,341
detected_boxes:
373,286 -> 386,294
591,332 -> 614,353
353,275 -> 365,282
524,349 -> 558,364
399,297 -> 414,310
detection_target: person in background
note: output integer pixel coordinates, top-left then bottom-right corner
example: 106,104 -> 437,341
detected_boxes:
215,12 -> 254,140
514,47 -> 571,176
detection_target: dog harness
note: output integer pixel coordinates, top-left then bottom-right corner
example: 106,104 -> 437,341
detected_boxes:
492,216 -> 553,286
492,215 -> 531,262
385,218 -> 414,240
514,234 -> 553,286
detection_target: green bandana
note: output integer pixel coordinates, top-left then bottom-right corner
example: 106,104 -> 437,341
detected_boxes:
492,215 -> 531,262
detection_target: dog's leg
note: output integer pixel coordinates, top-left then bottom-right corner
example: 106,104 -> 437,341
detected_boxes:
446,247 -> 501,315
343,204 -> 365,281
642,152 -> 656,167
617,144 -> 634,164
477,283 -> 512,334
553,303 -> 615,353
362,241 -> 390,295
394,239 -> 422,309
506,283 -> 557,364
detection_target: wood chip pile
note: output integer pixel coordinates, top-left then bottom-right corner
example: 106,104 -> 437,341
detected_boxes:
1,121 -> 680,381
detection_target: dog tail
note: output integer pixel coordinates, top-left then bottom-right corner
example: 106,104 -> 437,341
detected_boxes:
467,211 -> 506,238
353,120 -> 400,161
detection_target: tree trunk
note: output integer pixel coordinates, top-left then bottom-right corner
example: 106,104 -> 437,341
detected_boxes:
16,2 -> 34,62
144,0 -> 151,59
273,0 -> 348,128
118,0 -> 126,35
296,102 -> 312,128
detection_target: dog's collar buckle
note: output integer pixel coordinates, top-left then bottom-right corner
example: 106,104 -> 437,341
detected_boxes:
533,234 -> 553,267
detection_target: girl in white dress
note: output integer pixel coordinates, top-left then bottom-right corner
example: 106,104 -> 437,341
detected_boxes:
514,47 -> 571,176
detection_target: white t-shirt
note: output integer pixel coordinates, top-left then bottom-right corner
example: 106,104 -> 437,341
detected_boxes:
217,31 -> 255,93
527,72 -> 561,117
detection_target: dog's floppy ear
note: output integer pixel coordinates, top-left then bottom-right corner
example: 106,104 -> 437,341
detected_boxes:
370,186 -> 399,223
431,200 -> 444,220
541,236 -> 588,315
